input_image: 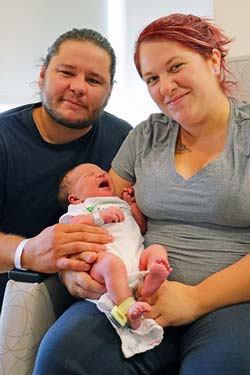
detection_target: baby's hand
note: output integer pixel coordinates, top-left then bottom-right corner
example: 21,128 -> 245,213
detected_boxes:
70,214 -> 87,224
100,206 -> 125,223
122,186 -> 136,205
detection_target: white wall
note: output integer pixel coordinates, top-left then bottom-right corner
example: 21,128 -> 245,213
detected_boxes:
2,1 -> 250,122
214,0 -> 250,102
106,0 -> 213,124
0,0 -> 108,106
0,0 -> 214,124
214,0 -> 250,57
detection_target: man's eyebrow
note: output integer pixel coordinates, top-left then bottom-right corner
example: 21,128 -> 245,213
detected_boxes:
57,64 -> 105,79
85,70 -> 107,81
57,64 -> 76,70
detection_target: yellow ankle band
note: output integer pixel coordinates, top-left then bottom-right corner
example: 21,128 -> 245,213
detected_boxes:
110,297 -> 135,327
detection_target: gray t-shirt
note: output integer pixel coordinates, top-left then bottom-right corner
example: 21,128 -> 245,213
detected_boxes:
112,98 -> 250,285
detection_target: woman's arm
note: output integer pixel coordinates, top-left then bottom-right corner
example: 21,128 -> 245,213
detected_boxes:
196,253 -> 250,314
144,254 -> 250,327
109,168 -> 132,197
128,203 -> 147,234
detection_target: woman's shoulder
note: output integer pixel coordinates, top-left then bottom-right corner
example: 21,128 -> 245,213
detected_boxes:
232,100 -> 250,154
137,112 -> 172,126
132,112 -> 176,137
233,100 -> 250,123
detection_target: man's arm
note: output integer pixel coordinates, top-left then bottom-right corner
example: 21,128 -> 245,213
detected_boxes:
0,223 -> 112,274
0,232 -> 24,272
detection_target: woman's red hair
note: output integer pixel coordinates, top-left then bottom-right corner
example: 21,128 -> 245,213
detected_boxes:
134,13 -> 235,95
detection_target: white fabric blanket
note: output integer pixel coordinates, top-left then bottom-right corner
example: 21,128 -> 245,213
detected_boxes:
97,293 -> 164,358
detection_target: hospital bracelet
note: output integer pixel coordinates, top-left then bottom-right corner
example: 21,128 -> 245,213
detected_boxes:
14,239 -> 30,270
92,211 -> 105,226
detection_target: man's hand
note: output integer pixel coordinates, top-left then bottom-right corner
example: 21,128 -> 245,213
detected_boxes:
21,223 -> 112,273
60,267 -> 107,300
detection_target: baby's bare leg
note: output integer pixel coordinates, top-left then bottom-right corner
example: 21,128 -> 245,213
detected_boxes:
140,244 -> 172,298
90,252 -> 132,305
90,253 -> 150,329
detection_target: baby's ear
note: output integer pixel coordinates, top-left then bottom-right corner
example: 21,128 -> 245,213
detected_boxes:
68,194 -> 82,205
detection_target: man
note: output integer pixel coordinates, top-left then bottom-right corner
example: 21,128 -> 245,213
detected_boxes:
0,28 -> 132,308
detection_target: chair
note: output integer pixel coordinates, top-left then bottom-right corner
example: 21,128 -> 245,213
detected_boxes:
0,270 -> 74,375
227,54 -> 250,102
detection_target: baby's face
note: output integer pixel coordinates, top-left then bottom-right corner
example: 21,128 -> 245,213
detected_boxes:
69,164 -> 115,202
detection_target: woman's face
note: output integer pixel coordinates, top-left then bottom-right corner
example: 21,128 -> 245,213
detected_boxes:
138,40 -> 221,127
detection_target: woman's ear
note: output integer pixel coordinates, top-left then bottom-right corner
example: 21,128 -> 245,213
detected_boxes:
210,48 -> 221,74
68,194 -> 82,205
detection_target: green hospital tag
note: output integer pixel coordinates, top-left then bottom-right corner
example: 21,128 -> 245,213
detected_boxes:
86,205 -> 96,213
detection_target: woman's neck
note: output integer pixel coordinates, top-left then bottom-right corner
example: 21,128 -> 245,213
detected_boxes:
180,95 -> 230,140
176,95 -> 231,154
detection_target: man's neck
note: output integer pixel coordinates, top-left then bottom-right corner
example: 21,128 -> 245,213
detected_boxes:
32,106 -> 92,144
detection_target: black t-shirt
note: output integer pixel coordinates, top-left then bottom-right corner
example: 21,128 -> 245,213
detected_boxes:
0,102 -> 132,236
0,102 -> 132,306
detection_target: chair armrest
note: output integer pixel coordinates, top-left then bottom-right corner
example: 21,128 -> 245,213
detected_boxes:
0,270 -> 75,375
8,269 -> 49,283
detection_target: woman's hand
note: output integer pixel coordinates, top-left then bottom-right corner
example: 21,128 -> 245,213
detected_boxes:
143,255 -> 250,327
142,280 -> 200,327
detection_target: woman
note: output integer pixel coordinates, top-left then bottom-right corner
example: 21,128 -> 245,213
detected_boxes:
34,14 -> 250,374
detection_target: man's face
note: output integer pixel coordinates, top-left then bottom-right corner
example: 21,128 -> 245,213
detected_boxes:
39,40 -> 112,129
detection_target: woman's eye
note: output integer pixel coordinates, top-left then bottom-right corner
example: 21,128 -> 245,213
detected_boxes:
170,63 -> 183,72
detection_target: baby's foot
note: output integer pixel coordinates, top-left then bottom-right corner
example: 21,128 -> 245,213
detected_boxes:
127,301 -> 151,330
141,258 -> 173,298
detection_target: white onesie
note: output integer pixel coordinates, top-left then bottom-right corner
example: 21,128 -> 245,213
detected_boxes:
59,196 -> 144,276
